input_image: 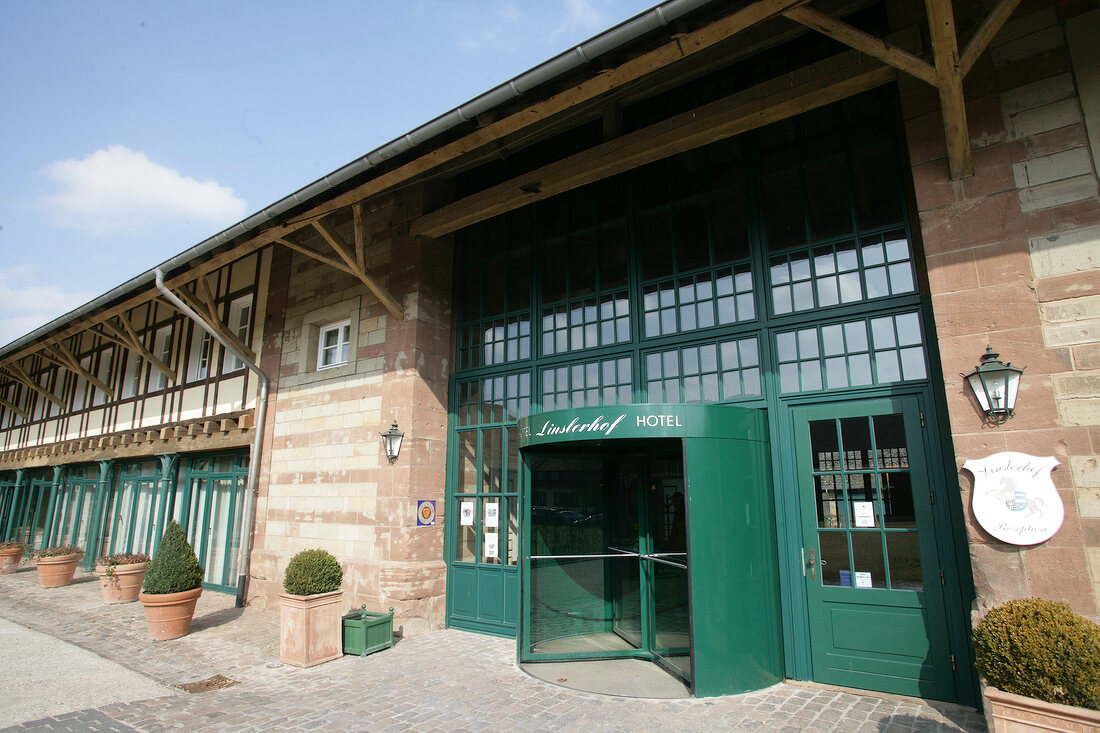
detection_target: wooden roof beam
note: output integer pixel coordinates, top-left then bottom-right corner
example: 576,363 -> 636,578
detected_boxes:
87,324 -> 131,351
926,0 -> 972,179
0,362 -> 66,410
312,219 -> 404,320
412,49 -> 896,239
101,317 -> 176,384
41,342 -> 114,397
782,6 -> 936,85
170,285 -> 256,363
960,0 -> 1023,77
0,396 -> 29,421
275,238 -> 358,277
353,203 -> 366,274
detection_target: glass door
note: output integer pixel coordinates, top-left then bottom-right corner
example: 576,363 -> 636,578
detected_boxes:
522,439 -> 692,689
643,454 -> 690,682
794,397 -> 956,701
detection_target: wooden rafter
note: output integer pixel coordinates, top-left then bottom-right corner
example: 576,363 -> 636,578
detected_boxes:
87,324 -> 131,351
275,238 -> 357,277
413,49 -> 896,238
926,0 -> 972,179
40,342 -> 114,397
153,295 -> 187,319
101,317 -> 175,383
353,203 -> 366,274
195,275 -> 220,321
0,396 -> 29,421
313,220 -> 360,273
782,6 -> 936,85
312,220 -> 404,320
960,0 -> 1023,77
170,284 -> 256,363
0,362 -> 65,410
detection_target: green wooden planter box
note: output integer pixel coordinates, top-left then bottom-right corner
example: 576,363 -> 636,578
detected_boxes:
342,606 -> 394,657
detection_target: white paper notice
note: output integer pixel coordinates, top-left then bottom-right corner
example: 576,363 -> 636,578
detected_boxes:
484,532 -> 499,559
853,501 -> 876,528
460,501 -> 474,526
854,571 -> 872,588
485,503 -> 500,528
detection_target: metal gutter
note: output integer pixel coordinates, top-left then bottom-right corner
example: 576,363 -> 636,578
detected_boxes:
0,0 -> 713,359
154,269 -> 268,608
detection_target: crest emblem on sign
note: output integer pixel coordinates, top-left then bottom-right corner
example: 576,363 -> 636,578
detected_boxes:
964,452 -> 1062,545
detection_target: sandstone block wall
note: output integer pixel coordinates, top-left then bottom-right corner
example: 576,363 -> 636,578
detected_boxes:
901,0 -> 1100,620
248,189 -> 454,636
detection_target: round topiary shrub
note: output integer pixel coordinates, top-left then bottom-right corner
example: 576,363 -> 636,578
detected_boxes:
973,597 -> 1100,711
283,549 -> 342,597
142,520 -> 204,595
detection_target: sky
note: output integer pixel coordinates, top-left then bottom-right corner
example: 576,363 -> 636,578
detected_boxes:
0,0 -> 658,347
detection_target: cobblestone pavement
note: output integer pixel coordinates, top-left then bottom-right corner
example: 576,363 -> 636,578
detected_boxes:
0,566 -> 988,732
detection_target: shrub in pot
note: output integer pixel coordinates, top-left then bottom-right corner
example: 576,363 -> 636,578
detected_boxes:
139,520 -> 204,640
973,597 -> 1100,732
95,552 -> 151,603
0,540 -> 28,574
32,545 -> 84,587
280,548 -> 344,667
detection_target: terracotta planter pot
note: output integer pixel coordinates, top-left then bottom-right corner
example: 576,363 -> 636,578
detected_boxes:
280,590 -> 343,667
34,553 -> 81,587
0,547 -> 24,574
139,586 -> 203,640
95,562 -> 150,603
985,686 -> 1100,732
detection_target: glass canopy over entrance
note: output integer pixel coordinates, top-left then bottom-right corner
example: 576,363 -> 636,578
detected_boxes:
524,439 -> 691,687
518,404 -> 782,698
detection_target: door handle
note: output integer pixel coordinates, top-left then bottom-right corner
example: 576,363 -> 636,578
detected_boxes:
807,547 -> 817,581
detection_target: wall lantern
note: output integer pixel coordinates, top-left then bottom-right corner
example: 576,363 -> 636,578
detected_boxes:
381,420 -> 404,463
963,346 -> 1024,426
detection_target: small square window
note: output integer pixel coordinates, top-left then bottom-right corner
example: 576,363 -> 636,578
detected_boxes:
317,321 -> 351,370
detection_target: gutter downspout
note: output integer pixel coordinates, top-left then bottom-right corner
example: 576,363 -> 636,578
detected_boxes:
155,269 -> 268,608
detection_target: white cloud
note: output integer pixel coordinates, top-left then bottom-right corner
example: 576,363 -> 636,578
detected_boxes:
456,0 -> 616,54
561,0 -> 604,32
0,266 -> 93,348
38,144 -> 248,236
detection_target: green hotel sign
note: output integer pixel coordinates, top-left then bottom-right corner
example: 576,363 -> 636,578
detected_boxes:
519,404 -> 767,447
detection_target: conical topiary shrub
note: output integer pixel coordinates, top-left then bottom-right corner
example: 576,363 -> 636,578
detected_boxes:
143,519 -> 204,595
139,520 -> 205,640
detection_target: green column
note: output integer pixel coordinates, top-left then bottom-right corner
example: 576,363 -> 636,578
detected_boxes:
83,460 -> 114,569
40,465 -> 64,547
2,469 -> 25,541
151,454 -> 178,555
67,473 -> 87,547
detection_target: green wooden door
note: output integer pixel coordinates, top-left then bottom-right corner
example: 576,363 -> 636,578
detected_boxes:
794,397 -> 956,702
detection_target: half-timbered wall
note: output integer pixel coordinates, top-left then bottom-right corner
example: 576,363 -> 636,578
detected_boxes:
0,250 -> 270,461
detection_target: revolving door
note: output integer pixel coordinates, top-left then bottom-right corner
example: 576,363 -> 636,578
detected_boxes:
523,440 -> 692,687
517,404 -> 782,698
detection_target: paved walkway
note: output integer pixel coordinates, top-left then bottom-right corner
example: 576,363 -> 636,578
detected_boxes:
0,565 -> 987,732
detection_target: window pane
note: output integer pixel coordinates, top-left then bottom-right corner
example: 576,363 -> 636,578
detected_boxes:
850,532 -> 887,588
886,533 -> 923,590
819,532 -> 850,586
